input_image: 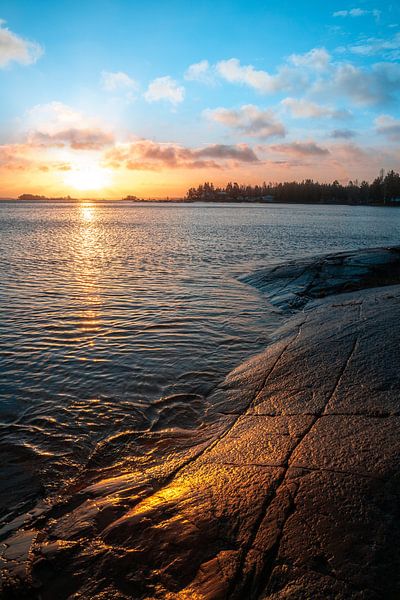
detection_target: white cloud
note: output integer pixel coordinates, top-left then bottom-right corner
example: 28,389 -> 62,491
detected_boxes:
26,102 -> 88,134
186,49 -> 400,110
281,97 -> 351,119
215,58 -> 309,95
101,71 -> 138,92
25,102 -> 114,149
375,114 -> 400,140
216,58 -> 276,92
184,60 -> 214,83
205,104 -> 286,139
215,50 -> 329,96
289,48 -> 330,71
0,19 -> 43,68
144,76 -> 185,105
333,8 -> 381,18
345,32 -> 400,59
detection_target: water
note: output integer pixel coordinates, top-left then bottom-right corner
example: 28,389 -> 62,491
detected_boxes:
1,201 -> 399,523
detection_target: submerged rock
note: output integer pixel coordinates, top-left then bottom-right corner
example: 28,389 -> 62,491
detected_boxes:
2,251 -> 400,599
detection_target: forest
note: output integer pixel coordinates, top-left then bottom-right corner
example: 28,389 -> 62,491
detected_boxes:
185,170 -> 400,205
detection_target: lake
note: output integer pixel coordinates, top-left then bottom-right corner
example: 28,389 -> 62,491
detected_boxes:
1,201 -> 399,522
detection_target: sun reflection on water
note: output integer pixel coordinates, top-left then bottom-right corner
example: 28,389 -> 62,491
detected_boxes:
80,203 -> 95,222
73,203 -> 103,344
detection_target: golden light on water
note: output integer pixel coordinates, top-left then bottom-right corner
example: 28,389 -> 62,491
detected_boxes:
81,204 -> 94,221
73,202 -> 103,344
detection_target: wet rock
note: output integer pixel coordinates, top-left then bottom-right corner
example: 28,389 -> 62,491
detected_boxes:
242,246 -> 400,311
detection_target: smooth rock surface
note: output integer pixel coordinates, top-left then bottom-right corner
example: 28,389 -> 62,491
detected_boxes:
242,246 -> 400,310
1,250 -> 400,599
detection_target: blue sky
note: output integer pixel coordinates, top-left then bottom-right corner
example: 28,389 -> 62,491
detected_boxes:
0,0 -> 399,197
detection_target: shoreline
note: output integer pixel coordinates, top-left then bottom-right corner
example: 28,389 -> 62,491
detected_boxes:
1,246 -> 400,598
1,198 -> 400,207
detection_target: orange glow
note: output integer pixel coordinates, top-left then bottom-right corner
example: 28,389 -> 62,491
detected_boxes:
63,164 -> 112,191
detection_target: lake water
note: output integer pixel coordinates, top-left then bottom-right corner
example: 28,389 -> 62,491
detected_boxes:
1,201 -> 400,523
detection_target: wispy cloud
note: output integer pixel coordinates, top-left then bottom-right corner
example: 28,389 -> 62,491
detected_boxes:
271,141 -> 330,156
281,97 -> 351,119
330,129 -> 357,139
204,104 -> 286,139
101,71 -> 138,92
333,8 -> 381,19
144,76 -> 185,105
342,32 -> 400,59
184,60 -> 214,84
25,102 -> 114,149
0,143 -> 35,170
316,61 -> 400,106
216,58 -> 280,93
29,128 -> 114,150
215,57 -> 306,94
0,19 -> 43,68
375,114 -> 400,140
204,49 -> 330,96
288,48 -> 331,71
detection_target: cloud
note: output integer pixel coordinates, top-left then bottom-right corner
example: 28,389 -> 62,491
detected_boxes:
345,32 -> 400,59
185,49 -> 400,109
0,143 -> 34,170
281,97 -> 351,119
27,102 -> 88,134
271,141 -> 330,156
0,19 -> 43,68
322,61 -> 400,106
333,8 -> 381,18
195,144 -> 259,161
101,70 -> 138,92
30,128 -> 114,150
105,140 -> 259,170
289,48 -> 331,71
216,58 -> 277,93
375,114 -> 400,140
329,142 -> 370,162
184,60 -> 214,83
205,104 -> 286,139
144,76 -> 185,105
330,129 -> 357,139
25,102 -> 114,149
215,58 -> 305,94
215,50 -> 330,95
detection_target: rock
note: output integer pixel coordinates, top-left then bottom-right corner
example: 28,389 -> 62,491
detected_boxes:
241,246 -> 400,311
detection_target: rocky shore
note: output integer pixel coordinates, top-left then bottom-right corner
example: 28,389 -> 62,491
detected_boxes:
1,247 -> 400,599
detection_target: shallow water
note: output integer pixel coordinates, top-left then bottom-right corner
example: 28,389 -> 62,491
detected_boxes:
1,201 -> 400,521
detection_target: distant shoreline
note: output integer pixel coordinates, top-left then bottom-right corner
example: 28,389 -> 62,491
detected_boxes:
1,198 -> 400,207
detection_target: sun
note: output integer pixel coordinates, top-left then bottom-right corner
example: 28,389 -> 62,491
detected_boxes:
63,165 -> 112,191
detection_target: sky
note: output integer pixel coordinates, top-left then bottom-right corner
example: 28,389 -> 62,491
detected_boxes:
0,0 -> 399,198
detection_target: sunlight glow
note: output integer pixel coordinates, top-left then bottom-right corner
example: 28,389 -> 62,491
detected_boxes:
63,165 -> 112,191
81,204 -> 94,221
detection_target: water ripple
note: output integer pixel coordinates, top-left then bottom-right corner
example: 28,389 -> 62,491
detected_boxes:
1,200 -> 400,520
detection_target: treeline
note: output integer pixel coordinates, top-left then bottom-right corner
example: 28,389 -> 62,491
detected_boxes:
186,170 -> 400,205
18,194 -> 78,201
